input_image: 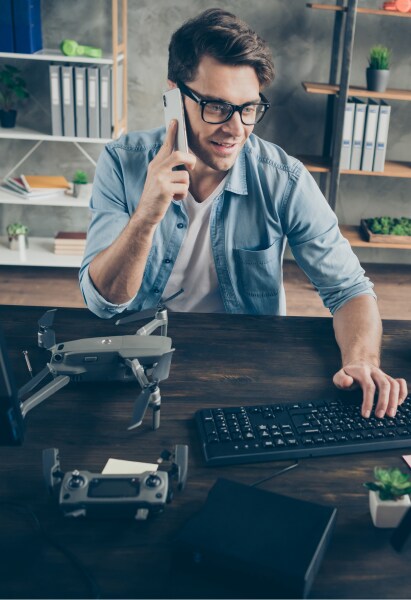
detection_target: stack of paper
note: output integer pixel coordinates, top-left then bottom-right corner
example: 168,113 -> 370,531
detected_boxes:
0,175 -> 70,199
54,231 -> 87,256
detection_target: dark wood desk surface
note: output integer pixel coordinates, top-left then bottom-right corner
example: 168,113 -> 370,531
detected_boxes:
0,305 -> 410,599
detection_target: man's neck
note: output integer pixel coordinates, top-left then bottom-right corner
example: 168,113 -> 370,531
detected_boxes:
189,163 -> 228,203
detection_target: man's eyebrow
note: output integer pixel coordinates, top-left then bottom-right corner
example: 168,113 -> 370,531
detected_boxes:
202,93 -> 261,104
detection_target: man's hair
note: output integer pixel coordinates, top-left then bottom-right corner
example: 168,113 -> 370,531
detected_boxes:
168,8 -> 275,88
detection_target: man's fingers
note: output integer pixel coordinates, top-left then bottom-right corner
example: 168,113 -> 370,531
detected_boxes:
385,377 -> 400,417
165,150 -> 196,171
372,369 -> 399,419
360,380 -> 376,419
397,378 -> 408,404
158,119 -> 178,157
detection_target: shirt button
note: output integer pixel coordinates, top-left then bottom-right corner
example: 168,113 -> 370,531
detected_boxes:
164,258 -> 171,264
177,223 -> 184,229
153,288 -> 160,294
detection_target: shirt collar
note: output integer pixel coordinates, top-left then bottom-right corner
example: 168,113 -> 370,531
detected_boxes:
224,145 -> 248,196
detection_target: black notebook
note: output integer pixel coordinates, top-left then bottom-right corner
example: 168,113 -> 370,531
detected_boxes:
174,478 -> 337,599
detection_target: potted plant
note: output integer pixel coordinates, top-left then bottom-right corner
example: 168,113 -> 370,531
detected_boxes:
366,45 -> 391,92
0,65 -> 29,128
364,467 -> 411,528
72,170 -> 89,198
6,222 -> 29,250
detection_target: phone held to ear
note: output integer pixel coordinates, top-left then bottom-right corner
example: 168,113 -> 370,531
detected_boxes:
163,88 -> 189,167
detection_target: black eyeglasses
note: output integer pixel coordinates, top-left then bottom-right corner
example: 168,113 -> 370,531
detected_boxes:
177,80 -> 270,126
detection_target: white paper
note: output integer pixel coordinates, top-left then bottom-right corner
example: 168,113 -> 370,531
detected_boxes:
102,458 -> 158,475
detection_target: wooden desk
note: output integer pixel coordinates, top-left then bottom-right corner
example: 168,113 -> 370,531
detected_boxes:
0,305 -> 410,599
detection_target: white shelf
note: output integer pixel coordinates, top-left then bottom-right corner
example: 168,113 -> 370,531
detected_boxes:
0,125 -> 115,143
0,236 -> 83,267
0,49 -> 124,65
0,185 -> 91,207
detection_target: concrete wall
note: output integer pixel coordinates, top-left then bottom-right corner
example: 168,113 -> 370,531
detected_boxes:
1,0 -> 410,264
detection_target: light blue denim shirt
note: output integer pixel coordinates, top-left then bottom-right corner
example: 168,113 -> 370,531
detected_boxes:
79,127 -> 375,318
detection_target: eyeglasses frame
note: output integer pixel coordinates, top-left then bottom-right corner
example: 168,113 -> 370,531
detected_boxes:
176,80 -> 270,126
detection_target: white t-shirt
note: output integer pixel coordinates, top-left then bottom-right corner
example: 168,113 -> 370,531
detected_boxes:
163,177 -> 227,312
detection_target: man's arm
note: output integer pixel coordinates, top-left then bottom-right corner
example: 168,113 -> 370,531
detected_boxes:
88,121 -> 196,305
332,295 -> 408,418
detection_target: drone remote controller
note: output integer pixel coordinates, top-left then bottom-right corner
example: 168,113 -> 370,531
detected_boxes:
43,445 -> 188,520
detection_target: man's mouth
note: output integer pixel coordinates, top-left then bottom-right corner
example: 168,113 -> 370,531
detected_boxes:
211,141 -> 237,148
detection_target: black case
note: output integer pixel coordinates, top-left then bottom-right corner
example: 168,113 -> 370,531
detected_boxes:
174,478 -> 337,599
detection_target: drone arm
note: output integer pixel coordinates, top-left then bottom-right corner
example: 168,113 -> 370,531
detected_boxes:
20,375 -> 70,418
17,364 -> 53,400
125,358 -> 149,388
136,309 -> 168,337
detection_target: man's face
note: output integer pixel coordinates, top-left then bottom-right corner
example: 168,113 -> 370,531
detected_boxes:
181,55 -> 261,174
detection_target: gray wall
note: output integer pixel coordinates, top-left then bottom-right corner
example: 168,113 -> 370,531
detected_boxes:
1,0 -> 410,264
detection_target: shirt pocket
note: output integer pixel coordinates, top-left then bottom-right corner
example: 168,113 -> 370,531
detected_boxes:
233,238 -> 282,298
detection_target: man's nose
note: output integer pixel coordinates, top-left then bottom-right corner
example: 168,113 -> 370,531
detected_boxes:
221,110 -> 244,137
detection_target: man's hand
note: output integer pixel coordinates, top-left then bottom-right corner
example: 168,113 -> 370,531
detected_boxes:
134,120 -> 196,228
333,361 -> 408,418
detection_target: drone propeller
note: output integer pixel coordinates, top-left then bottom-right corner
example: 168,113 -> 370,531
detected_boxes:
38,309 -> 57,349
151,349 -> 174,383
128,350 -> 175,430
115,289 -> 184,326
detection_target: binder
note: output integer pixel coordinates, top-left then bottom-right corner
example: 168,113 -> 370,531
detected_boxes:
87,66 -> 100,138
12,0 -> 43,54
361,100 -> 380,172
74,66 -> 87,138
61,65 -> 75,137
0,0 -> 15,52
99,65 -> 112,139
349,98 -> 367,171
111,62 -> 124,136
49,64 -> 63,136
373,101 -> 391,172
340,100 -> 355,170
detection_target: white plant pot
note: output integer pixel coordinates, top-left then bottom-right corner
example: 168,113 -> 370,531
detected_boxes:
369,490 -> 411,528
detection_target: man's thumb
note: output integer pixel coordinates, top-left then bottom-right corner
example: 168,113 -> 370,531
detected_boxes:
333,368 -> 355,390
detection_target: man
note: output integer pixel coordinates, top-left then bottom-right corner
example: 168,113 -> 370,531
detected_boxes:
80,8 -> 407,418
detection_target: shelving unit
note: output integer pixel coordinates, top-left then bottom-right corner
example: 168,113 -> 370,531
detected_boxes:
299,0 -> 411,234
0,0 -> 127,268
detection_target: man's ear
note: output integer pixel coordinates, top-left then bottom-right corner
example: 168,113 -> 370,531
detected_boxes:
167,80 -> 177,90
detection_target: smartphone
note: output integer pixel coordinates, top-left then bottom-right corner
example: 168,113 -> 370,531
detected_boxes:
163,88 -> 189,154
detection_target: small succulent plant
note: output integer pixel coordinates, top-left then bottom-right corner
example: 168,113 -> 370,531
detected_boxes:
72,170 -> 88,184
7,222 -> 29,238
364,467 -> 411,501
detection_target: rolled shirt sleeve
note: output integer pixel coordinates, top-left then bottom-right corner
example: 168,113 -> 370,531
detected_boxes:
283,163 -> 376,314
79,144 -> 135,318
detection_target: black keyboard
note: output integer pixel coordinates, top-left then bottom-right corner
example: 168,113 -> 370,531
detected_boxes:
195,395 -> 411,466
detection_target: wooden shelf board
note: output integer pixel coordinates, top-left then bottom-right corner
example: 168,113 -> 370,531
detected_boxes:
302,81 -> 411,101
0,125 -> 118,143
307,3 -> 411,17
300,157 -> 411,178
0,236 -> 83,267
0,185 -> 92,207
340,225 -> 411,250
0,49 -> 124,64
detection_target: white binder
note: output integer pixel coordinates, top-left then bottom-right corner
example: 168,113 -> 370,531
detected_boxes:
87,66 -> 100,138
74,66 -> 87,138
373,101 -> 391,172
99,65 -> 112,139
61,65 -> 75,137
340,100 -> 355,170
361,100 -> 380,172
49,64 -> 63,136
349,99 -> 366,171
